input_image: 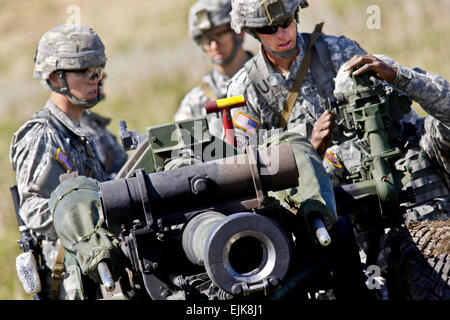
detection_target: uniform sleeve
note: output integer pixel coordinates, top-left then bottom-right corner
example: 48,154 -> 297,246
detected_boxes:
391,64 -> 450,125
227,69 -> 267,147
378,59 -> 450,181
421,115 -> 450,176
10,122 -> 66,239
323,35 -> 367,75
263,131 -> 337,229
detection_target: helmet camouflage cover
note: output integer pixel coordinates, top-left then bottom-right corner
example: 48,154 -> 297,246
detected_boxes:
230,0 -> 308,33
33,24 -> 106,81
188,0 -> 233,41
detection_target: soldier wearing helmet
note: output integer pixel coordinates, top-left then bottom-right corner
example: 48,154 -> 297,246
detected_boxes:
32,23 -> 127,178
227,0 -> 450,299
227,0 -> 448,182
10,24 -> 118,299
173,0 -> 252,138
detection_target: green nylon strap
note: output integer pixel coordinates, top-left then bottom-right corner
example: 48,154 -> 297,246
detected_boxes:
49,243 -> 66,300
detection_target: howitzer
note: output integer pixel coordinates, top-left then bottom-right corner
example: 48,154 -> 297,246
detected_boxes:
79,118 -> 334,300
51,117 -> 359,300
98,142 -> 331,299
328,68 -> 415,229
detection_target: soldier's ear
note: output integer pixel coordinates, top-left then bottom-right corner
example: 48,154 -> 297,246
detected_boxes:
48,72 -> 62,88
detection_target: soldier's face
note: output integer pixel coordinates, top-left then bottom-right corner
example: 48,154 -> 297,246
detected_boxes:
64,68 -> 103,101
201,24 -> 235,64
254,18 -> 297,55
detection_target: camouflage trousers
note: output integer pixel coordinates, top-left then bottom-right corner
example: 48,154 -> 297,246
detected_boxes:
42,239 -> 84,300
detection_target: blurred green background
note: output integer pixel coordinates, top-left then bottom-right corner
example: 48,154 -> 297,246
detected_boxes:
0,0 -> 448,299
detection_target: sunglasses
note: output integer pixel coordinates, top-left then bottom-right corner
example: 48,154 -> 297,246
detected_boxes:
201,28 -> 233,46
253,16 -> 294,35
66,66 -> 104,81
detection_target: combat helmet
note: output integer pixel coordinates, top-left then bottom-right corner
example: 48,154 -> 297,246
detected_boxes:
230,0 -> 308,58
33,24 -> 106,108
188,0 -> 242,65
230,0 -> 308,33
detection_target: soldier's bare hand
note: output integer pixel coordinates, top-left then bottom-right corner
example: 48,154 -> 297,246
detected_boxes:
345,54 -> 397,83
310,110 -> 335,155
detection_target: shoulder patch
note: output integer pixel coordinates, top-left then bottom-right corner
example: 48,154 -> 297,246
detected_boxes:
233,111 -> 260,135
56,148 -> 73,172
325,149 -> 342,168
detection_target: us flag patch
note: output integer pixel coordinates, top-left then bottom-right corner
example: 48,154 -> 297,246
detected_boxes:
233,111 -> 260,135
325,150 -> 342,168
56,148 -> 73,172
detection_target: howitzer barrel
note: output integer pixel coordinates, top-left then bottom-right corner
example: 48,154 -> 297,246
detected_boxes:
99,143 -> 298,227
182,211 -> 291,295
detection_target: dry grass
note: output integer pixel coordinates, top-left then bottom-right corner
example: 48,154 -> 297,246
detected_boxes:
0,0 -> 448,299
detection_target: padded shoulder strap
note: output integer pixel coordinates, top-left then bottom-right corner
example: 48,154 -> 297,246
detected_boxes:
300,32 -> 336,99
246,23 -> 337,128
279,21 -> 324,129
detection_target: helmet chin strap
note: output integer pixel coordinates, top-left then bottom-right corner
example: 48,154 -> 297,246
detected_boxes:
210,33 -> 243,66
268,44 -> 298,59
48,71 -> 102,109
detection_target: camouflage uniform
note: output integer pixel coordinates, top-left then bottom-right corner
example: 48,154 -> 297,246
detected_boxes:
227,1 -> 449,191
390,64 -> 450,188
174,0 -> 251,139
228,33 -> 366,139
228,0 -> 448,299
391,63 -> 450,221
10,100 -> 108,299
10,24 -> 113,300
81,111 -> 127,178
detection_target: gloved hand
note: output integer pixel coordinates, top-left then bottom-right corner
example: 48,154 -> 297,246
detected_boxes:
262,131 -> 337,230
49,176 -> 124,285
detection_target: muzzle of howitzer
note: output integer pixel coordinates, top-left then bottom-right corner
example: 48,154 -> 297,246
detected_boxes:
182,211 -> 291,295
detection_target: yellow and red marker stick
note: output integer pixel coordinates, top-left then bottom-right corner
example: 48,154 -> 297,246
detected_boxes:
204,95 -> 246,147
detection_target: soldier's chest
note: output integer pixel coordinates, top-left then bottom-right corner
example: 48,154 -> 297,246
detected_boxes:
258,73 -> 324,129
58,133 -> 105,180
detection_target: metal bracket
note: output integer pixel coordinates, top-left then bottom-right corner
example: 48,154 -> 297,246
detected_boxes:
244,145 -> 265,207
133,168 -> 154,231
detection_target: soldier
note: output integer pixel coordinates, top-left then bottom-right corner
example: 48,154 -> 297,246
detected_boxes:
226,0 -> 449,299
227,0 -> 448,186
9,24 -> 115,299
173,0 -> 252,138
224,0 -> 372,299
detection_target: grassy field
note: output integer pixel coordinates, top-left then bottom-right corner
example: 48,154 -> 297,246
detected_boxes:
0,0 -> 448,300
